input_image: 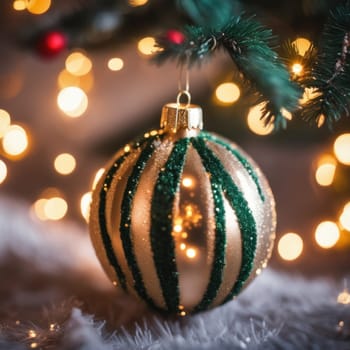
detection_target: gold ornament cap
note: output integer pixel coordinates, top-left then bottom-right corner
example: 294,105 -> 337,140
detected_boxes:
160,103 -> 203,132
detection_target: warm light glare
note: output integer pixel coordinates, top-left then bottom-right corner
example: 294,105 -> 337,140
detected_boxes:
57,87 -> 88,117
292,37 -> 312,56
215,82 -> 240,104
108,58 -> 124,71
13,0 -> 27,10
26,0 -> 51,15
173,224 -> 183,233
65,52 -> 92,76
137,37 -> 157,56
2,124 -> 29,157
129,0 -> 148,6
182,177 -> 194,188
33,198 -> 48,221
0,109 -> 11,137
247,103 -> 274,136
315,221 -> 340,249
339,203 -> 350,231
315,163 -> 336,186
337,289 -> 350,304
54,153 -> 76,175
186,248 -> 197,259
28,330 -> 37,338
80,192 -> 92,222
0,160 -> 7,184
92,168 -> 105,190
278,233 -> 303,261
44,197 -> 68,221
333,133 -> 350,165
292,63 -> 303,75
57,69 -> 94,92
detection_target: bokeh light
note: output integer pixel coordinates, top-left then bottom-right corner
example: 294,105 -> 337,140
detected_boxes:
2,124 -> 29,157
292,63 -> 303,75
65,52 -> 92,76
215,82 -> 240,105
13,0 -> 27,11
26,0 -> 51,15
108,58 -> 124,71
33,198 -> 48,221
137,37 -> 156,56
339,202 -> 350,231
247,103 -> 274,136
0,160 -> 7,185
182,177 -> 194,188
315,221 -> 340,249
333,133 -> 350,165
292,37 -> 312,56
57,87 -> 88,117
57,69 -> 94,92
278,232 -> 303,261
129,0 -> 148,6
80,192 -> 92,222
0,109 -> 11,137
315,155 -> 336,187
54,153 -> 76,175
44,197 -> 68,221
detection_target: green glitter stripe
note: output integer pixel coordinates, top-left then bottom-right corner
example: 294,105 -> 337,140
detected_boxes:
191,137 -> 257,303
98,153 -> 129,291
119,138 -> 159,309
192,175 -> 226,313
200,132 -> 265,202
150,138 -> 190,313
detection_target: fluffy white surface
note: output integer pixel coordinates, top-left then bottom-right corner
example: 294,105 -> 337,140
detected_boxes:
0,197 -> 349,349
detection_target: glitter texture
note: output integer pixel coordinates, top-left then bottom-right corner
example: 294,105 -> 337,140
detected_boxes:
191,137 -> 257,300
150,138 -> 190,313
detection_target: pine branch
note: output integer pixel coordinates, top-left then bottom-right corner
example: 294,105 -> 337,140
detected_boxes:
299,2 -> 350,128
155,15 -> 301,130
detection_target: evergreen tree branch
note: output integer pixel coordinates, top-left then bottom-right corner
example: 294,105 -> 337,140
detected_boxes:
155,15 -> 301,130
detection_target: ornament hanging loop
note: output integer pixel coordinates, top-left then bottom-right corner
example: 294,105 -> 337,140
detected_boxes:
176,90 -> 191,107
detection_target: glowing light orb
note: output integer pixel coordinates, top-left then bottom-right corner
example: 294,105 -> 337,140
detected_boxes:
107,58 -> 124,71
65,52 -> 92,76
215,82 -> 240,105
44,197 -> 68,221
0,109 -> 11,137
26,0 -> 51,15
333,133 -> 350,165
137,37 -> 157,56
54,153 -> 76,175
2,124 -> 29,157
315,221 -> 340,249
278,232 -> 303,261
57,87 -> 88,117
247,103 -> 274,136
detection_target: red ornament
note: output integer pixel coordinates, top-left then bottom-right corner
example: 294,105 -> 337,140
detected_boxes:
37,31 -> 67,58
166,30 -> 185,45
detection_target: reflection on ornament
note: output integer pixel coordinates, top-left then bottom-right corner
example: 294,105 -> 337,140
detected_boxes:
92,168 -> 105,190
89,103 -> 276,314
80,192 -> 92,223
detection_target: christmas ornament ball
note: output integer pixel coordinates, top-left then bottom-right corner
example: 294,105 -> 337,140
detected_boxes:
89,103 -> 276,315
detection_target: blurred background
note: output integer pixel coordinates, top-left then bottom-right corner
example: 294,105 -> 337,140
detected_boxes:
0,0 -> 349,281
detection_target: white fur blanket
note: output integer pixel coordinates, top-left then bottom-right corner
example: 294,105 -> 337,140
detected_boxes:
0,197 -> 349,349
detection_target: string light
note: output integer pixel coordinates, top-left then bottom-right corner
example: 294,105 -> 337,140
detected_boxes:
2,124 -> 29,158
333,133 -> 350,165
108,58 -> 124,71
57,87 -> 88,117
277,232 -> 303,261
137,37 -> 157,56
0,109 -> 11,137
315,221 -> 340,249
54,153 -> 76,175
26,0 -> 51,15
291,63 -> 303,75
65,52 -> 92,76
247,103 -> 274,136
315,155 -> 337,187
0,160 -> 7,184
292,37 -> 312,56
80,192 -> 92,222
13,0 -> 27,10
215,82 -> 240,105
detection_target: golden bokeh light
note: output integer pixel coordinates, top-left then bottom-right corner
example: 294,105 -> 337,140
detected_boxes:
185,248 -> 197,259
339,211 -> 350,231
315,221 -> 340,249
44,196 -> 68,221
54,153 -> 76,175
337,289 -> 350,304
92,168 -> 105,190
65,52 -> 92,76
333,133 -> 350,165
57,69 -> 94,92
33,198 -> 48,221
108,57 -> 124,71
57,87 -> 88,117
2,124 -> 29,157
292,37 -> 312,56
137,37 -> 157,56
26,0 -> 51,15
315,163 -> 336,187
0,109 -> 11,137
182,177 -> 194,188
292,63 -> 303,75
0,160 -> 7,185
277,232 -> 303,261
80,192 -> 92,222
247,103 -> 274,136
215,82 -> 240,105
129,0 -> 148,6
13,0 -> 27,11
